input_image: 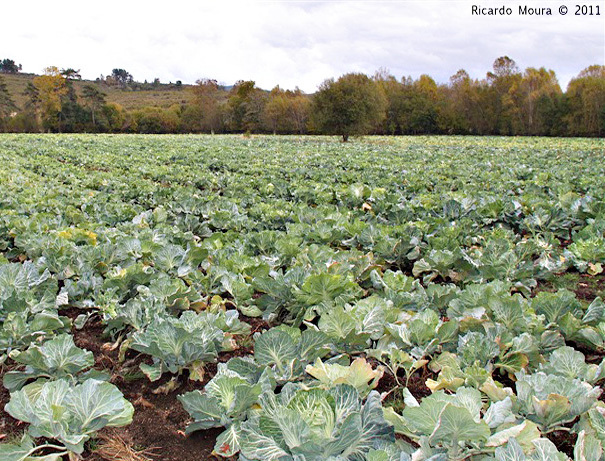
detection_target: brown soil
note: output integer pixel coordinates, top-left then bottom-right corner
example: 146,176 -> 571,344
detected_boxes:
56,308 -> 244,460
87,379 -> 224,461
239,314 -> 271,334
406,370 -> 434,401
575,274 -> 605,302
546,429 -> 577,458
374,361 -> 434,404
533,273 -> 605,302
567,340 -> 605,364
0,365 -> 26,442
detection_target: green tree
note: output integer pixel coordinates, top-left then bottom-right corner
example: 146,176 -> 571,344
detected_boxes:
263,86 -> 288,134
110,68 -> 133,88
102,102 -> 127,132
439,69 -> 482,134
312,73 -> 386,141
374,69 -> 405,134
59,80 -> 88,132
82,84 -> 107,129
22,82 -> 41,131
0,76 -> 17,131
225,80 -> 266,132
0,59 -> 22,74
406,74 -> 441,134
262,86 -> 309,134
61,68 -> 82,80
132,106 -> 179,133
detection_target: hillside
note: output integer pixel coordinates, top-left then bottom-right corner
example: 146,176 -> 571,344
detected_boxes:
1,72 -> 194,111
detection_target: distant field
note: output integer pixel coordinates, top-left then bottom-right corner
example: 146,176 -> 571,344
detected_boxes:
1,72 -> 193,110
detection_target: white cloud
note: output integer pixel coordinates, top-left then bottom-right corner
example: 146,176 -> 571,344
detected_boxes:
1,0 -> 603,92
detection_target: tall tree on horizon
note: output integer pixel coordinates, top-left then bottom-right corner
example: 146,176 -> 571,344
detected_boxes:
521,67 -> 562,135
0,58 -> 22,74
32,66 -> 68,131
82,84 -> 107,129
487,56 -> 524,134
0,76 -> 17,131
312,73 -> 386,141
111,68 -> 133,88
61,68 -> 82,80
565,65 -> 605,137
189,78 -> 223,133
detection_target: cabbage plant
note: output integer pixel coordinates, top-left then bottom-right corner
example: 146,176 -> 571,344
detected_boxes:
238,384 -> 395,460
4,378 -> 134,455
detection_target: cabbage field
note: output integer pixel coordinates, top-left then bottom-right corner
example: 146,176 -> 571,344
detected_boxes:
0,134 -> 604,461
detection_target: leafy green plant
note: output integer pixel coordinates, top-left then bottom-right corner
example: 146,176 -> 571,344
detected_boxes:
178,358 -> 275,457
238,384 -> 395,460
2,133 -> 605,460
4,378 -> 133,455
129,310 -> 235,382
3,334 -> 102,391
376,309 -> 458,361
515,371 -> 601,432
0,310 -> 70,363
384,387 -> 541,460
252,326 -> 332,382
567,236 -> 605,274
316,295 -> 395,352
0,433 -> 68,461
494,437 -> 568,461
539,346 -> 605,384
305,357 -> 384,397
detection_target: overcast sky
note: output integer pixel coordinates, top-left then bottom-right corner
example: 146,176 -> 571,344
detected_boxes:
2,0 -> 603,92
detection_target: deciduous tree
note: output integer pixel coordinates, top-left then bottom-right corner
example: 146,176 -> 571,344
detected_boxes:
82,84 -> 107,128
312,73 -> 386,141
187,78 -> 223,133
0,76 -> 17,131
521,67 -> 561,135
32,66 -> 68,131
262,87 -> 310,134
226,81 -> 266,132
565,65 -> 605,137
487,56 -> 524,134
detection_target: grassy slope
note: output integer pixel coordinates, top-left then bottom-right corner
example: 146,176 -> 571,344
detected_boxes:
1,73 -> 193,111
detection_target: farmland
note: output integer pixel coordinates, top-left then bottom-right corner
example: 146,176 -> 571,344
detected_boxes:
0,134 -> 604,460
1,73 -> 192,111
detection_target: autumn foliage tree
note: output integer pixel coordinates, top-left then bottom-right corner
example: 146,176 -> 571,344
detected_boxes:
565,65 -> 605,137
520,67 -> 562,135
185,78 -> 223,133
263,86 -> 310,134
0,57 -> 602,136
32,66 -> 68,131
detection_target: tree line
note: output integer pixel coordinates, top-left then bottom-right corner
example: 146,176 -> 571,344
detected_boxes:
0,57 -> 603,138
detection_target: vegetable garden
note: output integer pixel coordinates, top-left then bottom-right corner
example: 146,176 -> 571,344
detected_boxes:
0,134 -> 604,461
